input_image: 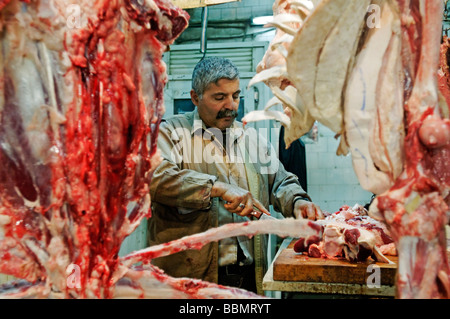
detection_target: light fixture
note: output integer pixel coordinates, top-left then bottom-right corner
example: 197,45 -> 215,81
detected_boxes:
251,15 -> 273,26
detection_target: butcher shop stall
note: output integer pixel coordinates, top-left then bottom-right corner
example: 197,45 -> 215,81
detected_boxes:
0,0 -> 449,302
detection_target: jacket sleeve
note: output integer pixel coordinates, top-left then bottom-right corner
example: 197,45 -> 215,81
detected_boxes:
150,121 -> 217,210
256,130 -> 311,218
269,163 -> 312,218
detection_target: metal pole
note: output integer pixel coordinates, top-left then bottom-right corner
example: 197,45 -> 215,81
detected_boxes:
201,6 -> 209,58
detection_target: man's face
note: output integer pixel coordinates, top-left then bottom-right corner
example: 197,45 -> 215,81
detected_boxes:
191,78 -> 241,131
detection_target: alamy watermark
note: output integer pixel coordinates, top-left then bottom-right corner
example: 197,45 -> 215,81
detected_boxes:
66,4 -> 81,29
168,122 -> 280,174
367,4 -> 381,29
65,4 -> 382,31
366,264 -> 381,289
66,264 -> 81,289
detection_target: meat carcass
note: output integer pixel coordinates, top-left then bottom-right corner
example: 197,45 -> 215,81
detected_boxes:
368,0 -> 450,299
343,0 -> 405,194
246,0 -> 450,298
0,0 -> 189,298
0,215 -> 323,298
438,36 -> 450,117
0,0 -> 326,299
293,204 -> 395,263
243,0 -> 317,146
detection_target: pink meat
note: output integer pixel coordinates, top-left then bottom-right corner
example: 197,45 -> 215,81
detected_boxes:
0,0 -> 189,298
370,0 -> 450,299
293,204 -> 394,263
0,0 -> 325,299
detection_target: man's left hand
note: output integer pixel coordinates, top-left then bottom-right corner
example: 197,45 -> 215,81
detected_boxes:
293,200 -> 324,221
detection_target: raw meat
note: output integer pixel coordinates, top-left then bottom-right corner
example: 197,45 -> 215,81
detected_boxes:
438,36 -> 450,116
293,204 -> 395,263
0,0 -> 327,299
0,0 -> 190,298
247,0 -> 450,298
288,0 -> 370,136
369,0 -> 450,299
123,218 -> 322,265
343,0 -> 405,194
243,0 -> 316,146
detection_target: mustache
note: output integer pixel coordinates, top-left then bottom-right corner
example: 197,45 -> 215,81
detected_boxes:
216,109 -> 238,119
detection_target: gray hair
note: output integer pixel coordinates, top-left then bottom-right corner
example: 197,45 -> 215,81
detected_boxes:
191,57 -> 240,98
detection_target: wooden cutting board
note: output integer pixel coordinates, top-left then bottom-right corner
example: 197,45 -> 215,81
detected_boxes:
273,239 -> 398,285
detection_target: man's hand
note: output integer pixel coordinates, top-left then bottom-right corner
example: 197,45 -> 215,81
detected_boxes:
211,181 -> 269,217
293,199 -> 324,221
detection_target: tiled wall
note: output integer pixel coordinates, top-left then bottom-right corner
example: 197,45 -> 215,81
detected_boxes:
304,123 -> 373,214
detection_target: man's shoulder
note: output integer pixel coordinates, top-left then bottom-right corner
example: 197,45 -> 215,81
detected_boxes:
161,111 -> 194,128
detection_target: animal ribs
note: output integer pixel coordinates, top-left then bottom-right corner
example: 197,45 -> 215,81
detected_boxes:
0,0 -> 326,299
245,0 -> 450,298
0,0 -> 190,298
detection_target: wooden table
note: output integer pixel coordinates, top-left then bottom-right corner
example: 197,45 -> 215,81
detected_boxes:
263,238 -> 396,297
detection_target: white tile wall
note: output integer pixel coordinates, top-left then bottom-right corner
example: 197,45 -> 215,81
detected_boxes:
119,217 -> 148,257
305,123 -> 373,213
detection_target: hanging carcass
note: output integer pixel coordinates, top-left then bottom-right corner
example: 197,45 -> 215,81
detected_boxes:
0,0 -> 326,299
244,0 -> 450,298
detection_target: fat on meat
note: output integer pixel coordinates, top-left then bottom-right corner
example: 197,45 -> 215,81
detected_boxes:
343,0 -> 405,195
369,0 -> 450,299
293,204 -> 395,263
246,0 -> 450,298
0,0 -> 327,299
243,0 -> 316,146
438,36 -> 450,119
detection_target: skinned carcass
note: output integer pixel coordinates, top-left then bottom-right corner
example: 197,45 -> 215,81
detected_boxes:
0,216 -> 323,298
0,0 -> 326,299
243,0 -> 317,146
368,0 -> 450,299
0,0 -> 187,298
245,0 -> 450,298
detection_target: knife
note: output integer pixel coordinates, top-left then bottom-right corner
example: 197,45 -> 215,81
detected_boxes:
225,201 -> 276,220
250,207 -> 277,220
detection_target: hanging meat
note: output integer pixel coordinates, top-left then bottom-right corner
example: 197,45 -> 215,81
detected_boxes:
0,0 -> 326,299
245,0 -> 450,298
368,0 -> 450,299
0,0 -> 188,298
243,0 -> 317,146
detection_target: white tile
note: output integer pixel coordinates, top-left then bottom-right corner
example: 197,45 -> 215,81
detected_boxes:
308,168 -> 327,185
306,136 -> 328,153
306,152 -> 319,169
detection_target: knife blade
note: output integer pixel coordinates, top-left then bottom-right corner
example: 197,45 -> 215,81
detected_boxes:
224,201 -> 275,220
251,211 -> 277,220
250,207 -> 276,220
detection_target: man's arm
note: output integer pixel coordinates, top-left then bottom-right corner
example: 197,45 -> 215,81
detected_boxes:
211,181 -> 269,217
256,131 -> 323,220
151,121 -> 268,216
270,169 -> 323,220
150,121 -> 217,210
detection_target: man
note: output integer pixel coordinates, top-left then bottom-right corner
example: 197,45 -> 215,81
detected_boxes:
148,57 -> 323,294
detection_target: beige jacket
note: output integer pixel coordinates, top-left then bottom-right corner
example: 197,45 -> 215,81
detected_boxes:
148,110 -> 310,295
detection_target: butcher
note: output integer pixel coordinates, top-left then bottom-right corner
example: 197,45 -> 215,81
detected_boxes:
147,56 -> 323,295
